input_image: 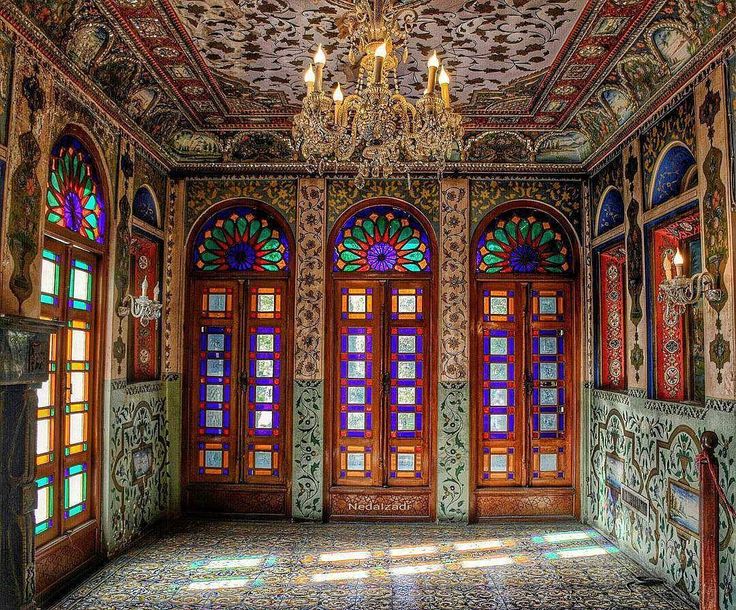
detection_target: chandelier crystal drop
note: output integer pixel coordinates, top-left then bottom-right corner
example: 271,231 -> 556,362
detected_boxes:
292,1 -> 464,187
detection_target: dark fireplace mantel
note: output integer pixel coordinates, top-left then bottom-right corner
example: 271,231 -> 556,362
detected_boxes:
0,315 -> 62,610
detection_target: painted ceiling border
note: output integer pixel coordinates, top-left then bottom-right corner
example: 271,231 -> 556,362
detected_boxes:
0,7 -> 175,169
585,18 -> 736,173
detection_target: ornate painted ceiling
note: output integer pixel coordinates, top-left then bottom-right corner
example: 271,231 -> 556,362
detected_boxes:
2,0 -> 736,165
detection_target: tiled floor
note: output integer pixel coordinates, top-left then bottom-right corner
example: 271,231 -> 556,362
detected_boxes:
51,519 -> 695,610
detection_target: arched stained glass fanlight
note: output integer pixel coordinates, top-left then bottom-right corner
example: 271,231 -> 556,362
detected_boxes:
477,209 -> 571,274
193,205 -> 289,272
333,205 -> 431,273
46,135 -> 106,244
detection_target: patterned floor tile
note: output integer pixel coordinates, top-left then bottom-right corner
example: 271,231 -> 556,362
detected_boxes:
48,519 -> 696,610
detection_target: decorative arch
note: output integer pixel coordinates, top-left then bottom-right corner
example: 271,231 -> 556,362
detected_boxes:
649,142 -> 697,208
183,198 -> 295,517
475,204 -> 574,274
45,133 -> 107,245
326,198 -> 438,520
190,201 -> 291,273
132,185 -> 160,228
596,187 -> 625,236
331,202 -> 432,273
470,199 -> 579,520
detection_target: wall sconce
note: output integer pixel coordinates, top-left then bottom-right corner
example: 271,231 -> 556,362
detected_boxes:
118,276 -> 162,326
658,248 -> 724,319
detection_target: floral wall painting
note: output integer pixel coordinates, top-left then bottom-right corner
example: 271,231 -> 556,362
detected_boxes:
535,130 -> 591,163
0,30 -> 13,146
617,54 -> 666,104
650,26 -> 695,72
601,87 -> 636,125
649,144 -> 697,208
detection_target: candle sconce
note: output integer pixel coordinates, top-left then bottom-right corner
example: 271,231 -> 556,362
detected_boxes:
658,248 -> 725,319
118,276 -> 162,326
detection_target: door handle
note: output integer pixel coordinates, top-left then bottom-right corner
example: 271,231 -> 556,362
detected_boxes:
381,370 -> 391,393
523,370 -> 533,396
239,371 -> 248,389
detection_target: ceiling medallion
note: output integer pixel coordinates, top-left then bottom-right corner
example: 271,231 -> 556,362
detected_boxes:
292,0 -> 464,187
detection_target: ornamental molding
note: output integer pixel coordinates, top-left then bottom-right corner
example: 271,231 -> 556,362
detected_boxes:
0,5 -> 174,169
586,19 -> 736,173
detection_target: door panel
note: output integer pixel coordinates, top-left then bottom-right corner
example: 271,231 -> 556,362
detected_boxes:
35,236 -> 101,594
334,281 -> 383,487
477,284 -> 526,487
474,280 -> 577,517
330,278 -> 433,512
191,280 -> 241,483
186,277 -> 290,514
529,285 -> 573,487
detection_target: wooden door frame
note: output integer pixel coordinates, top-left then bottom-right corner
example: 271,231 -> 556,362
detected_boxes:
35,125 -> 111,599
182,198 -> 295,516
468,200 -> 582,521
324,198 -> 439,521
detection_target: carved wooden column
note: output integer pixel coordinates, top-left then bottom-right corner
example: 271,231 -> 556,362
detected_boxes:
0,315 -> 60,610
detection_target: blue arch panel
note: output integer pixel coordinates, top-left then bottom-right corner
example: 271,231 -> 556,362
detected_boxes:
133,187 -> 159,228
651,145 -> 696,208
596,188 -> 624,236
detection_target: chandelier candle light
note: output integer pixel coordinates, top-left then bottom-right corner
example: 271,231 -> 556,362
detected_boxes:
292,2 -> 464,187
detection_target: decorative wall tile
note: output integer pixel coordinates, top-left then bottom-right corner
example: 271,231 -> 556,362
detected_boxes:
294,179 -> 325,381
587,390 -> 736,608
437,381 -> 469,523
470,179 -> 582,236
185,178 -> 297,231
107,382 -> 170,552
3,51 -> 48,316
326,178 -> 440,230
292,380 -> 323,521
439,179 -> 469,382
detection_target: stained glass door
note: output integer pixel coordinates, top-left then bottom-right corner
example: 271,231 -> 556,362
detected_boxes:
36,236 -> 99,567
475,280 -> 576,513
187,278 -> 288,511
332,278 -> 431,498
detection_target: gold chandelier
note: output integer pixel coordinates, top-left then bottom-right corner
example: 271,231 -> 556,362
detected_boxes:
292,1 -> 464,187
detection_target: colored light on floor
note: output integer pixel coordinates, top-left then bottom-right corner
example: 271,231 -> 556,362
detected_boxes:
200,557 -> 264,569
544,545 -> 619,559
311,570 -> 370,582
389,545 -> 438,557
318,550 -> 371,562
531,531 -> 593,544
461,555 -> 517,569
454,539 -> 506,551
187,577 -> 251,590
389,563 -> 442,576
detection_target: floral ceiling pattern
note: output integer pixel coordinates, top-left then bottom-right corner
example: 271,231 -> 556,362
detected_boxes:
2,0 -> 736,164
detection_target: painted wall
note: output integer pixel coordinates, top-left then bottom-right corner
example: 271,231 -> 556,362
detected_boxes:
0,21 -> 177,559
586,67 -> 736,608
